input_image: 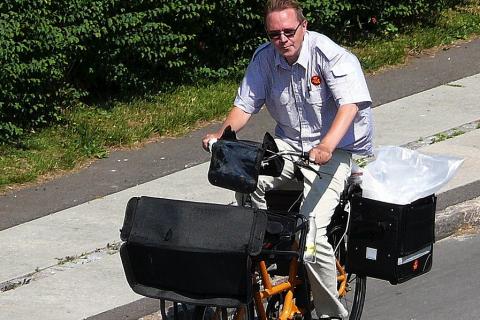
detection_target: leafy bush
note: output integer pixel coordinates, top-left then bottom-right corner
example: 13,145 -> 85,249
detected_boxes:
59,1 -> 214,94
303,0 -> 470,39
0,1 -> 83,141
0,0 -> 469,143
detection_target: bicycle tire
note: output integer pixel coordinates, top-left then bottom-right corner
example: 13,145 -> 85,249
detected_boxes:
193,306 -> 207,320
159,300 -> 192,320
193,306 -> 226,320
328,225 -> 366,320
193,303 -> 254,320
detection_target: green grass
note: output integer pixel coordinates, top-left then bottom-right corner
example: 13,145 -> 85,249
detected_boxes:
0,81 -> 237,191
352,6 -> 480,72
1,3 -> 479,192
432,129 -> 467,143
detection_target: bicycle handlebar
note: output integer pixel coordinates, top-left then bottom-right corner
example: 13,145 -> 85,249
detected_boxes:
265,150 -> 310,161
206,138 -> 309,160
207,138 -> 218,152
208,138 -> 319,177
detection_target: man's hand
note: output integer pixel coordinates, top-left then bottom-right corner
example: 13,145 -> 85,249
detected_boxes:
202,133 -> 221,152
308,143 -> 333,165
201,106 -> 252,152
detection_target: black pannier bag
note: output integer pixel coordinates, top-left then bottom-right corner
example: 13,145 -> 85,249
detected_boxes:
346,194 -> 436,285
120,196 -> 268,307
208,127 -> 284,194
208,139 -> 264,194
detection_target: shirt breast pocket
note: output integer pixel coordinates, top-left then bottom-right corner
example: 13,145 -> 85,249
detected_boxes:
269,87 -> 298,126
331,64 -> 348,83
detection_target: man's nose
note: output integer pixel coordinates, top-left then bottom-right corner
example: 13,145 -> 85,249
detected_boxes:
279,33 -> 288,42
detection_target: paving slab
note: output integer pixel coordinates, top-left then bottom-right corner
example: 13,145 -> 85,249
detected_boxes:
420,129 -> 480,194
373,73 -> 480,146
0,254 -> 140,320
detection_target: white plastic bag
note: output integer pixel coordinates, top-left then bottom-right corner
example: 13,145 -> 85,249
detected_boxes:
360,146 -> 464,205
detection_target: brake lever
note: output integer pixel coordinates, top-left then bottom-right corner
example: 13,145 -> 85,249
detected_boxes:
295,152 -> 312,166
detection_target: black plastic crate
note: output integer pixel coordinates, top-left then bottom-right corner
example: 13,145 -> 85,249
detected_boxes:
346,194 -> 436,284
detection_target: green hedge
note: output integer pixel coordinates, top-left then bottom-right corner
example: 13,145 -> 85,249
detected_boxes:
0,0 -> 466,142
303,0 -> 465,37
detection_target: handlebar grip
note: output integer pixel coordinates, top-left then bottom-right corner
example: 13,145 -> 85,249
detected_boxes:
208,138 -> 218,152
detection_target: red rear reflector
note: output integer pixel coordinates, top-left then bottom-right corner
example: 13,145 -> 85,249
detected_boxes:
412,259 -> 419,271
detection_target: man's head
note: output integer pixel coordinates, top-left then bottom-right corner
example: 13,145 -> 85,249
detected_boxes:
264,0 -> 307,65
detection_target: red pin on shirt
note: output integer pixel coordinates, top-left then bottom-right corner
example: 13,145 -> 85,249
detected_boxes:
311,75 -> 321,86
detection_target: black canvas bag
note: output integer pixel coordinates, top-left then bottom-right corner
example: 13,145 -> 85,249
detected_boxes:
208,127 -> 284,194
208,139 -> 264,194
346,194 -> 436,285
120,196 -> 268,307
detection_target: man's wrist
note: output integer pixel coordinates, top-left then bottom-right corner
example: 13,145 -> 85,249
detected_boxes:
315,142 -> 334,154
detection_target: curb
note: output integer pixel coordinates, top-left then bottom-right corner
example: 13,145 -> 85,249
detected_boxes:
435,196 -> 480,241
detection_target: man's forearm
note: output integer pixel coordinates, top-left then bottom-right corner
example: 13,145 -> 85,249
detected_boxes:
214,106 -> 252,136
308,103 -> 358,164
318,103 -> 359,152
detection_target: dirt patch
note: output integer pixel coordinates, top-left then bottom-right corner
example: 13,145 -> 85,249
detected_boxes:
453,224 -> 479,237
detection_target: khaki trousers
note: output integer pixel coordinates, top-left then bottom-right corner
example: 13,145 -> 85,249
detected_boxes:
249,139 -> 351,319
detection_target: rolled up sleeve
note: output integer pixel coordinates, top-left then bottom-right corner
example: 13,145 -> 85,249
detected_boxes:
323,51 -> 372,109
234,58 -> 266,114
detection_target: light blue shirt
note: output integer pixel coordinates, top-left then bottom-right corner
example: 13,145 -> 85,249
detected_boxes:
234,31 -> 374,155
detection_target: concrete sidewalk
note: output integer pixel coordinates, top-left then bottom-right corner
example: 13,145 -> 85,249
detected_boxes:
0,72 -> 479,319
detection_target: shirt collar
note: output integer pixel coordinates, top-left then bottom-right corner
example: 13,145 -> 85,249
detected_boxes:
296,31 -> 310,69
274,31 -> 310,70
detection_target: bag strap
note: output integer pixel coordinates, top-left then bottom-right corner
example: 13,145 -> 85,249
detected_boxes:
247,210 -> 268,255
260,132 -> 285,177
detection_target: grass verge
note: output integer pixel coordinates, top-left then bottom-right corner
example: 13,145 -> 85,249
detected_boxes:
352,5 -> 480,71
1,3 -> 479,193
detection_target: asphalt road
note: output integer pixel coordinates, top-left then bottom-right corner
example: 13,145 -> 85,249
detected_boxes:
363,227 -> 480,320
1,38 -> 480,231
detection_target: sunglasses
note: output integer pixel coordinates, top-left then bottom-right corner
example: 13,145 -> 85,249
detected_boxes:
266,21 -> 303,40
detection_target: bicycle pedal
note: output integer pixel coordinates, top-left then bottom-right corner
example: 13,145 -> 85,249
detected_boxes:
266,263 -> 277,271
271,275 -> 289,286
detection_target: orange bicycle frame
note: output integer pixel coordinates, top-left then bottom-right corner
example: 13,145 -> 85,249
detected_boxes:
253,257 -> 347,320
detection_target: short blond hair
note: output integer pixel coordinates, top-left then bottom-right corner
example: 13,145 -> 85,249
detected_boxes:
264,0 -> 305,24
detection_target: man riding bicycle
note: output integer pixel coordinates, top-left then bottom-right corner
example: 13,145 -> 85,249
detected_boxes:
202,1 -> 373,318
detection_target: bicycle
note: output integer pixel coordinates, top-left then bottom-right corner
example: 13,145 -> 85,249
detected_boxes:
185,143 -> 367,320
120,137 -> 366,320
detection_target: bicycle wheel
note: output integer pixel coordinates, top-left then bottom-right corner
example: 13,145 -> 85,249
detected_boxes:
193,304 -> 254,320
328,225 -> 366,320
160,300 -> 195,320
